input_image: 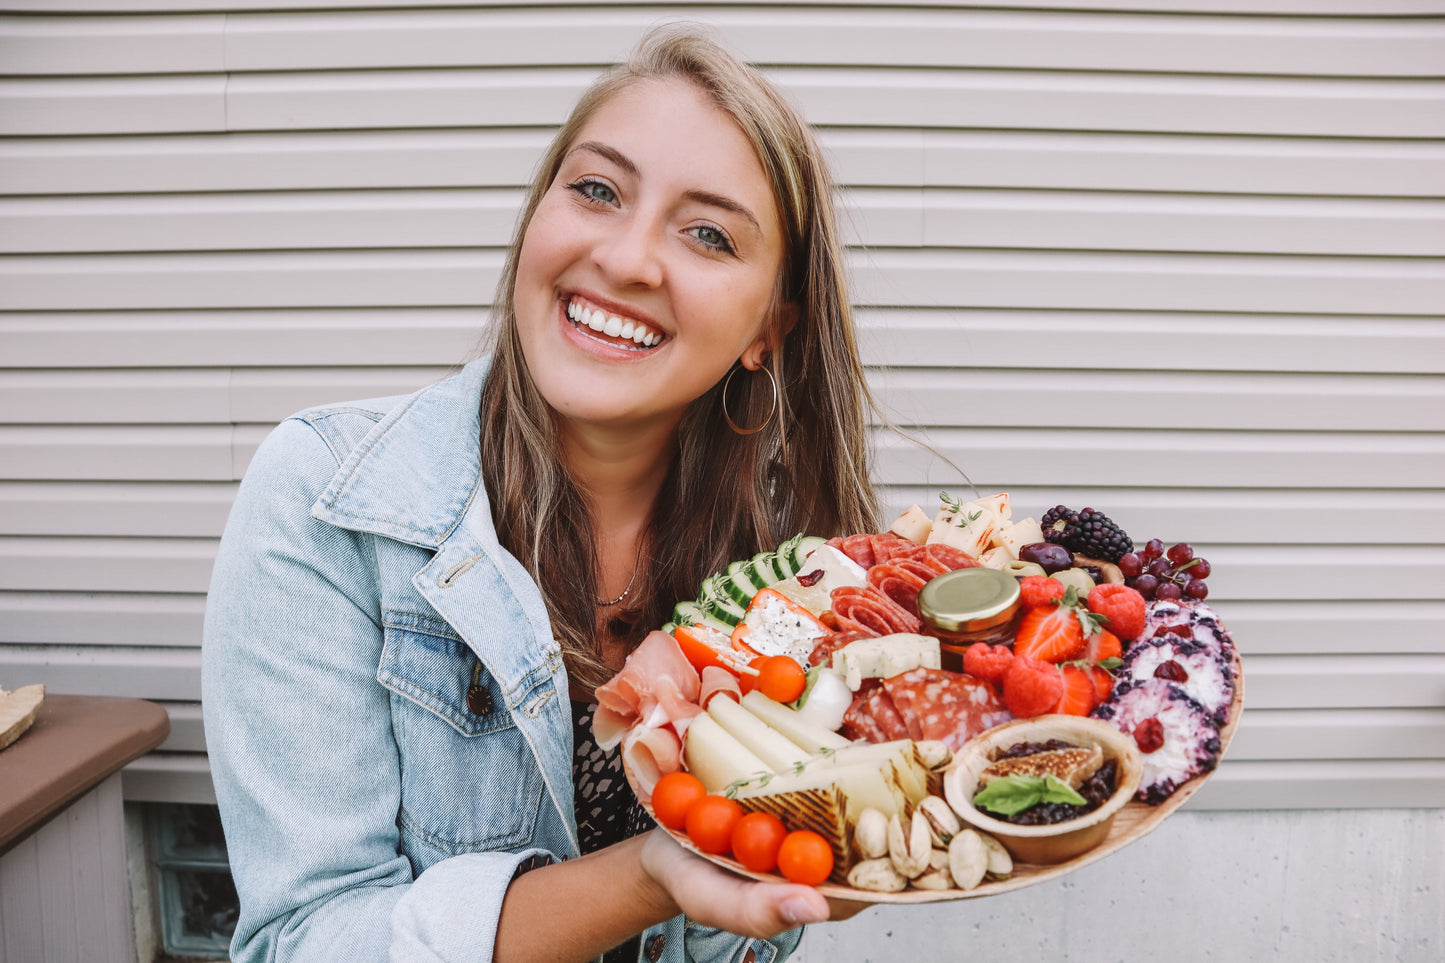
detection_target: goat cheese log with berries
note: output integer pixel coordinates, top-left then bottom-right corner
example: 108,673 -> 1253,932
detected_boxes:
593,492 -> 1240,892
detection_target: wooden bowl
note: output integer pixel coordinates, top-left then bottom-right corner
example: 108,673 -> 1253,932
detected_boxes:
942,715 -> 1143,865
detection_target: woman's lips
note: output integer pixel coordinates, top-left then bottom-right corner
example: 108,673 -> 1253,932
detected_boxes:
565,295 -> 665,349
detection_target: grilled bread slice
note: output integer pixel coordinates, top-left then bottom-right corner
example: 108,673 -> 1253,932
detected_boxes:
978,744 -> 1103,790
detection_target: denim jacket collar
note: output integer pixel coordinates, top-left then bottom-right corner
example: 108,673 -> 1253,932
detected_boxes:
307,358 -> 580,851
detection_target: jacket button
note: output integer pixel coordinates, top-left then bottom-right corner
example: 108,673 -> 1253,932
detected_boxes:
466,684 -> 493,717
645,933 -> 666,961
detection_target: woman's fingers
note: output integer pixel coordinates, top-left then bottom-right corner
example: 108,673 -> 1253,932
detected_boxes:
640,830 -> 831,939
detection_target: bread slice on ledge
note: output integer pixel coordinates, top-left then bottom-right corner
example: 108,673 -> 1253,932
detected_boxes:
978,744 -> 1104,790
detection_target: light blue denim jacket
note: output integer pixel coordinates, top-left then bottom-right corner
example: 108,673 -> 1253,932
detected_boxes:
202,358 -> 803,963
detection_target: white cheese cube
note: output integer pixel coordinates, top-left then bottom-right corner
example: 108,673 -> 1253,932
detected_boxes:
888,505 -> 933,545
978,546 -> 1012,569
995,517 -> 1045,559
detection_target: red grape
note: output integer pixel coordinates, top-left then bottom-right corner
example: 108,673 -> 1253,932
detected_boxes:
1147,558 -> 1172,579
1167,543 -> 1195,565
1144,538 -> 1165,560
1155,581 -> 1183,601
1132,574 -> 1159,598
1185,579 -> 1210,600
1119,553 -> 1143,577
1188,558 -> 1212,579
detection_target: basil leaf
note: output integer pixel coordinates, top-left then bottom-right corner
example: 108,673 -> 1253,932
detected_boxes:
972,775 -> 1045,816
1039,774 -> 1087,806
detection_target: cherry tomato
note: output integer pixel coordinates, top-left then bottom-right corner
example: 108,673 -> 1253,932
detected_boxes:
729,811 -> 788,873
776,830 -> 834,886
685,795 -> 742,855
754,656 -> 807,704
651,772 -> 707,831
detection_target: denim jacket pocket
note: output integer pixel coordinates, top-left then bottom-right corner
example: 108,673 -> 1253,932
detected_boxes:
378,610 -> 545,857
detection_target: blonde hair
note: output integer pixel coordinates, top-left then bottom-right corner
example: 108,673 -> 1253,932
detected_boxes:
479,25 -> 880,689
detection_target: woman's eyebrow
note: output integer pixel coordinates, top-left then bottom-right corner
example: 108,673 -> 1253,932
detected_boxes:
568,140 -> 763,238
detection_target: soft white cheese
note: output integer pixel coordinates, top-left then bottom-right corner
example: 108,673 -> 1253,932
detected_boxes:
831,633 -> 941,691
741,593 -> 829,663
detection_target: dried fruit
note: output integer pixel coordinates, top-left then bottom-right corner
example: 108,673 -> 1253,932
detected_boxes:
1133,716 -> 1166,754
1153,660 -> 1189,682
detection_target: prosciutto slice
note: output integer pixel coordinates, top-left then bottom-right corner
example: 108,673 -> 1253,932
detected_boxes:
592,630 -> 702,751
698,665 -> 742,709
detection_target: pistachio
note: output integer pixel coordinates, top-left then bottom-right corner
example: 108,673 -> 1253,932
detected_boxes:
915,740 -> 952,770
978,832 -> 1013,879
909,863 -> 954,890
948,829 -> 989,891
847,857 -> 908,893
918,795 -> 961,846
853,808 -> 889,859
887,811 -> 932,879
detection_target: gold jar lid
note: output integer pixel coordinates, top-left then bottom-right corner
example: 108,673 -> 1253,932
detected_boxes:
917,567 -> 1021,634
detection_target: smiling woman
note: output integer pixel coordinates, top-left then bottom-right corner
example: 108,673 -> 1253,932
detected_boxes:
202,24 -> 878,963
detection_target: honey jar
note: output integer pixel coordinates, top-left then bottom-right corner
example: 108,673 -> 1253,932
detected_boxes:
917,567 -> 1021,671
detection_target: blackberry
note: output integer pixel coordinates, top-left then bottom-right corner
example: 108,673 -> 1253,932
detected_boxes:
1043,505 -> 1133,563
1040,505 -> 1078,547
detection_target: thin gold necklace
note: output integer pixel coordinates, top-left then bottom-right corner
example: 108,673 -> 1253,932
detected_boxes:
597,541 -> 643,607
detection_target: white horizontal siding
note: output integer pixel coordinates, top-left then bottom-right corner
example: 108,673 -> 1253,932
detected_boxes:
8,189 -> 1444,257
7,130 -> 1445,197
1,1 -> 1440,816
6,8 -> 1443,77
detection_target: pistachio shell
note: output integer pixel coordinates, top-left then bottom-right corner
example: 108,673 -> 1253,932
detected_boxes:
853,807 -> 889,859
978,832 -> 1014,878
887,811 -> 931,879
948,829 -> 989,891
847,857 -> 908,893
919,795 -> 961,846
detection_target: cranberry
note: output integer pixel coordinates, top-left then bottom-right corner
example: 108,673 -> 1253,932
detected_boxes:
1153,660 -> 1190,682
796,569 -> 825,587
1134,717 -> 1166,753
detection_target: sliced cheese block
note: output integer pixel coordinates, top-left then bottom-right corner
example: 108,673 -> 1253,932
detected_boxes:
832,633 -> 941,692
825,740 -> 931,805
740,691 -> 851,753
707,695 -> 811,771
733,758 -> 904,819
995,516 -> 1045,559
683,714 -> 771,793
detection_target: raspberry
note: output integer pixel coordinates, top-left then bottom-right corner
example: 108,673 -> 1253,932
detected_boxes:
1018,575 -> 1066,611
1003,655 -> 1064,718
963,642 -> 1014,686
1085,583 -> 1147,641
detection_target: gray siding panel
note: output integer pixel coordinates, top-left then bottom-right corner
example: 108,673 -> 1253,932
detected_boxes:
1,0 -> 1441,819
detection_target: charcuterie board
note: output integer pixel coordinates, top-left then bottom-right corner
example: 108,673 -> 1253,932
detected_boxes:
628,651 -> 1242,903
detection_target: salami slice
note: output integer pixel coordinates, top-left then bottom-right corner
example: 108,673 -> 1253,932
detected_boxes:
865,684 -> 914,742
866,563 -> 929,617
869,532 -> 920,565
882,667 -> 1012,752
923,544 -> 980,572
830,586 -> 922,636
807,630 -> 875,668
835,534 -> 877,569
841,682 -> 888,743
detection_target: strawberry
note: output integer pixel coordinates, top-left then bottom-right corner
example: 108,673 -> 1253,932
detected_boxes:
1003,655 -> 1064,718
1085,628 -> 1122,663
1018,575 -> 1065,611
1085,583 -> 1147,641
963,642 -> 1014,686
1087,664 -> 1115,704
1057,665 -> 1096,716
1012,587 -> 1102,664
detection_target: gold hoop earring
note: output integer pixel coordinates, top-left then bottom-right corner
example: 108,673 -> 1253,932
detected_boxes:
722,364 -> 778,436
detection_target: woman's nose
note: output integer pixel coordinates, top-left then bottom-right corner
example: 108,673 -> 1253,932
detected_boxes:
591,211 -> 664,288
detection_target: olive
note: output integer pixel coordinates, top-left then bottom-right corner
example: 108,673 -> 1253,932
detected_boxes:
1017,542 -> 1074,574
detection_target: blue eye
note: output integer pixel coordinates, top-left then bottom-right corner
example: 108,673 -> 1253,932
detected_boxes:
568,179 -> 616,205
691,225 -> 734,254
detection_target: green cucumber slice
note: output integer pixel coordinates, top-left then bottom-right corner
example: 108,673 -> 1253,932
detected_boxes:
672,601 -> 733,635
699,575 -> 746,624
723,561 -> 759,607
791,535 -> 827,571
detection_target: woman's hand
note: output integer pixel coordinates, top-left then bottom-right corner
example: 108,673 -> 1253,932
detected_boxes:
638,829 -> 870,940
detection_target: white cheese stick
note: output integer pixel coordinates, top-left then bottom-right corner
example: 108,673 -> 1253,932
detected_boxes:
683,714 -> 770,793
740,691 -> 851,753
708,695 -> 811,771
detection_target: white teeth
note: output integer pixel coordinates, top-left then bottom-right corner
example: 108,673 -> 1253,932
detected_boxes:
568,298 -> 660,347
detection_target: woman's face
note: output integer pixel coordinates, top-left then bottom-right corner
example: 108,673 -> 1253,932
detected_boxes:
513,78 -> 789,433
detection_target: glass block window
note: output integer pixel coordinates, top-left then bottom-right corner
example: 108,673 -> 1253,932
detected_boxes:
149,804 -> 238,958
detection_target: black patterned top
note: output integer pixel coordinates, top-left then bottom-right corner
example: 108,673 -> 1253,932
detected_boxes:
571,700 -> 655,963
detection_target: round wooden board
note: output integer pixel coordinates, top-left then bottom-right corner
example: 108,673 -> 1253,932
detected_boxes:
633,648 -> 1244,903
